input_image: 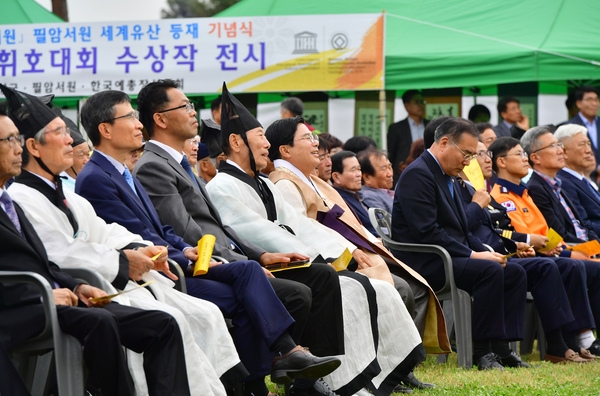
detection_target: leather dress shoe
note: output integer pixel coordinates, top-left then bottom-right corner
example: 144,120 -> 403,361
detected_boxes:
588,339 -> 600,356
288,378 -> 339,396
392,384 -> 414,393
271,346 -> 341,384
399,371 -> 435,389
476,352 -> 504,370
579,348 -> 599,360
499,351 -> 530,368
544,351 -> 589,364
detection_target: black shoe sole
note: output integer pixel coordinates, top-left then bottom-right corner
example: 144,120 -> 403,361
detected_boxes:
271,359 -> 341,384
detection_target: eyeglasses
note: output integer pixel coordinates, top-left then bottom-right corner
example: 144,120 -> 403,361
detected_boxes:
43,126 -> 71,138
186,138 -> 199,147
157,102 -> 195,114
104,111 -> 139,123
532,141 -> 564,153
0,135 -> 24,147
500,151 -> 528,159
295,133 -> 319,144
449,139 -> 477,161
476,150 -> 493,159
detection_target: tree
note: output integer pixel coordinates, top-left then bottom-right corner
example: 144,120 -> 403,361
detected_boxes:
162,0 -> 240,18
51,0 -> 69,21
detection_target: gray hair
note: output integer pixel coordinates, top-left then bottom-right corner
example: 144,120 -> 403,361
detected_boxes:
554,123 -> 588,142
520,125 -> 553,154
433,118 -> 478,143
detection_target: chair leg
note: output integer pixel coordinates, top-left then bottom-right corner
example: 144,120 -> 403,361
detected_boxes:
54,334 -> 84,396
455,291 -> 473,369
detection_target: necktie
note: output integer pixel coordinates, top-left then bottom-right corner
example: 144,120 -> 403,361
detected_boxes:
447,177 -> 454,199
585,179 -> 600,203
122,168 -> 138,196
1,191 -> 23,235
181,156 -> 200,189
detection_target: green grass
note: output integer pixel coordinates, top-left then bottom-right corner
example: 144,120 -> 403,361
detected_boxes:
267,350 -> 600,395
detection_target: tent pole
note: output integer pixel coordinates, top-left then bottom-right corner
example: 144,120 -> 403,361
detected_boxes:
380,89 -> 387,150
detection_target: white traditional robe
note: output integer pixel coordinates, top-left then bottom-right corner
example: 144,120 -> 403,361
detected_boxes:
206,171 -> 423,393
9,182 -> 239,396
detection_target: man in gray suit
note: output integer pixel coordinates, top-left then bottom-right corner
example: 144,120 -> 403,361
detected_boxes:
134,79 -> 346,396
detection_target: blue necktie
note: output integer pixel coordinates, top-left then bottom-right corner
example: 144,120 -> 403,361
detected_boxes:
181,156 -> 200,189
1,190 -> 23,235
585,179 -> 600,203
447,177 -> 454,199
122,168 -> 138,196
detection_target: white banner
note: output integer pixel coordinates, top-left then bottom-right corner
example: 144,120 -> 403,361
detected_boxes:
0,14 -> 384,97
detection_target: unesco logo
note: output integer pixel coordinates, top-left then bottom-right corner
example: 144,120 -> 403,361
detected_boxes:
331,33 -> 348,50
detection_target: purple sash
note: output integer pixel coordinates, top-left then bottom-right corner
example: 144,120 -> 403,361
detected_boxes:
316,204 -> 375,253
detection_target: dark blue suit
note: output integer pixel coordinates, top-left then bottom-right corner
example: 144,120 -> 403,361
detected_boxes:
76,151 -> 296,379
334,187 -> 379,236
456,180 -> 593,334
568,114 -> 600,165
391,151 -> 527,342
557,169 -> 600,237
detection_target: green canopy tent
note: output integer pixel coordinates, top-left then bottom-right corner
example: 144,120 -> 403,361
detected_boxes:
2,0 -> 64,24
218,0 -> 600,90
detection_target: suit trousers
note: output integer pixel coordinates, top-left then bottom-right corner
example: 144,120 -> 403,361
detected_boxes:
185,260 -> 295,379
1,302 -> 190,396
581,259 -> 600,329
451,258 -> 526,342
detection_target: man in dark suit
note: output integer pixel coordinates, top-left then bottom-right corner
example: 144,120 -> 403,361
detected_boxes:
132,84 -> 346,389
521,125 -> 599,244
76,90 -> 341,396
0,101 -> 191,396
391,117 -> 528,370
555,124 -> 600,236
567,86 -> 600,166
387,89 -> 428,185
493,96 -> 529,139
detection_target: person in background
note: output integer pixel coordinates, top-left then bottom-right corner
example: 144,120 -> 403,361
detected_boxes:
125,144 -> 145,173
211,96 -> 222,125
397,138 -> 425,177
357,149 -> 394,213
342,135 -> 376,155
494,96 -> 529,138
182,135 -> 200,175
476,122 -> 497,148
568,86 -> 600,167
315,138 -> 333,184
281,97 -> 317,132
319,132 -> 344,155
468,104 -> 491,123
387,89 -> 428,184
196,142 -> 217,184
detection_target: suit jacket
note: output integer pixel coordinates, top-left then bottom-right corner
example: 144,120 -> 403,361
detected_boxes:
387,117 -> 428,185
0,202 -> 78,310
492,122 -> 511,138
391,151 -> 488,280
557,169 -> 600,237
133,142 -> 265,263
76,151 -> 190,267
568,114 -> 600,165
526,171 -> 599,243
333,187 -> 379,236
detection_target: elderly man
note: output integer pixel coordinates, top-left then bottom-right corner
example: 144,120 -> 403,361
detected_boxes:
356,149 -> 395,213
0,86 -> 192,396
54,110 -> 90,192
555,124 -> 600,236
76,89 -> 340,396
489,136 -> 600,358
459,139 -> 595,363
133,80 -> 344,396
206,83 -> 427,396
392,117 -> 528,370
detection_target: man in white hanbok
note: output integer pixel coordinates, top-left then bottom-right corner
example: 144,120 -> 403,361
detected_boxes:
206,83 -> 426,396
1,84 -> 242,396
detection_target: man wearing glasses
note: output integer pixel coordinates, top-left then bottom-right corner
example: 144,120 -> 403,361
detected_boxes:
391,117 -> 528,370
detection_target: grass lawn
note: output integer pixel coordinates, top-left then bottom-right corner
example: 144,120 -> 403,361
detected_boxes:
267,349 -> 600,395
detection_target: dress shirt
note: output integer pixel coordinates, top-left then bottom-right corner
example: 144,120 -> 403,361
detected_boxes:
408,117 -> 425,143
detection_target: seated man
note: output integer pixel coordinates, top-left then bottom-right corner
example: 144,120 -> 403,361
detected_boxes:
329,151 -> 379,236
76,89 -> 341,396
206,83 -> 426,396
54,109 -> 90,192
489,136 -> 600,356
554,124 -> 600,236
459,140 -> 594,363
392,117 -> 528,370
1,84 -> 240,395
196,142 -> 217,184
0,101 -> 191,396
357,149 -> 395,213
132,80 -> 345,396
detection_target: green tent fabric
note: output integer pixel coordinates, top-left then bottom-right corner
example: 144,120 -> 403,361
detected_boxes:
218,0 -> 600,90
3,0 -> 64,24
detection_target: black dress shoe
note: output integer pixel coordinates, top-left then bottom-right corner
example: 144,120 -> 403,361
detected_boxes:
476,352 -> 504,371
392,384 -> 414,393
499,351 -> 530,368
588,339 -> 600,356
271,346 -> 341,384
399,371 -> 435,389
288,378 -> 339,396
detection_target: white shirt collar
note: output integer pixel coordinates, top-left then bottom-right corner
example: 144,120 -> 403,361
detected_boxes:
150,139 -> 184,164
561,166 -> 584,180
226,159 -> 247,173
95,150 -> 125,175
274,159 -> 323,195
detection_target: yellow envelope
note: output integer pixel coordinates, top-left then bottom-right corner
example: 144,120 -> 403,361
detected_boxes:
462,159 -> 485,191
538,228 -> 562,253
194,234 -> 215,276
269,262 -> 312,273
89,280 -> 155,304
331,248 -> 353,272
567,240 -> 600,257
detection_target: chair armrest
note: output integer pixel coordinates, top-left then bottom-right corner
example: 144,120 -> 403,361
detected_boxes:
167,259 -> 187,294
62,267 -> 106,289
0,271 -> 57,345
211,255 -> 229,264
